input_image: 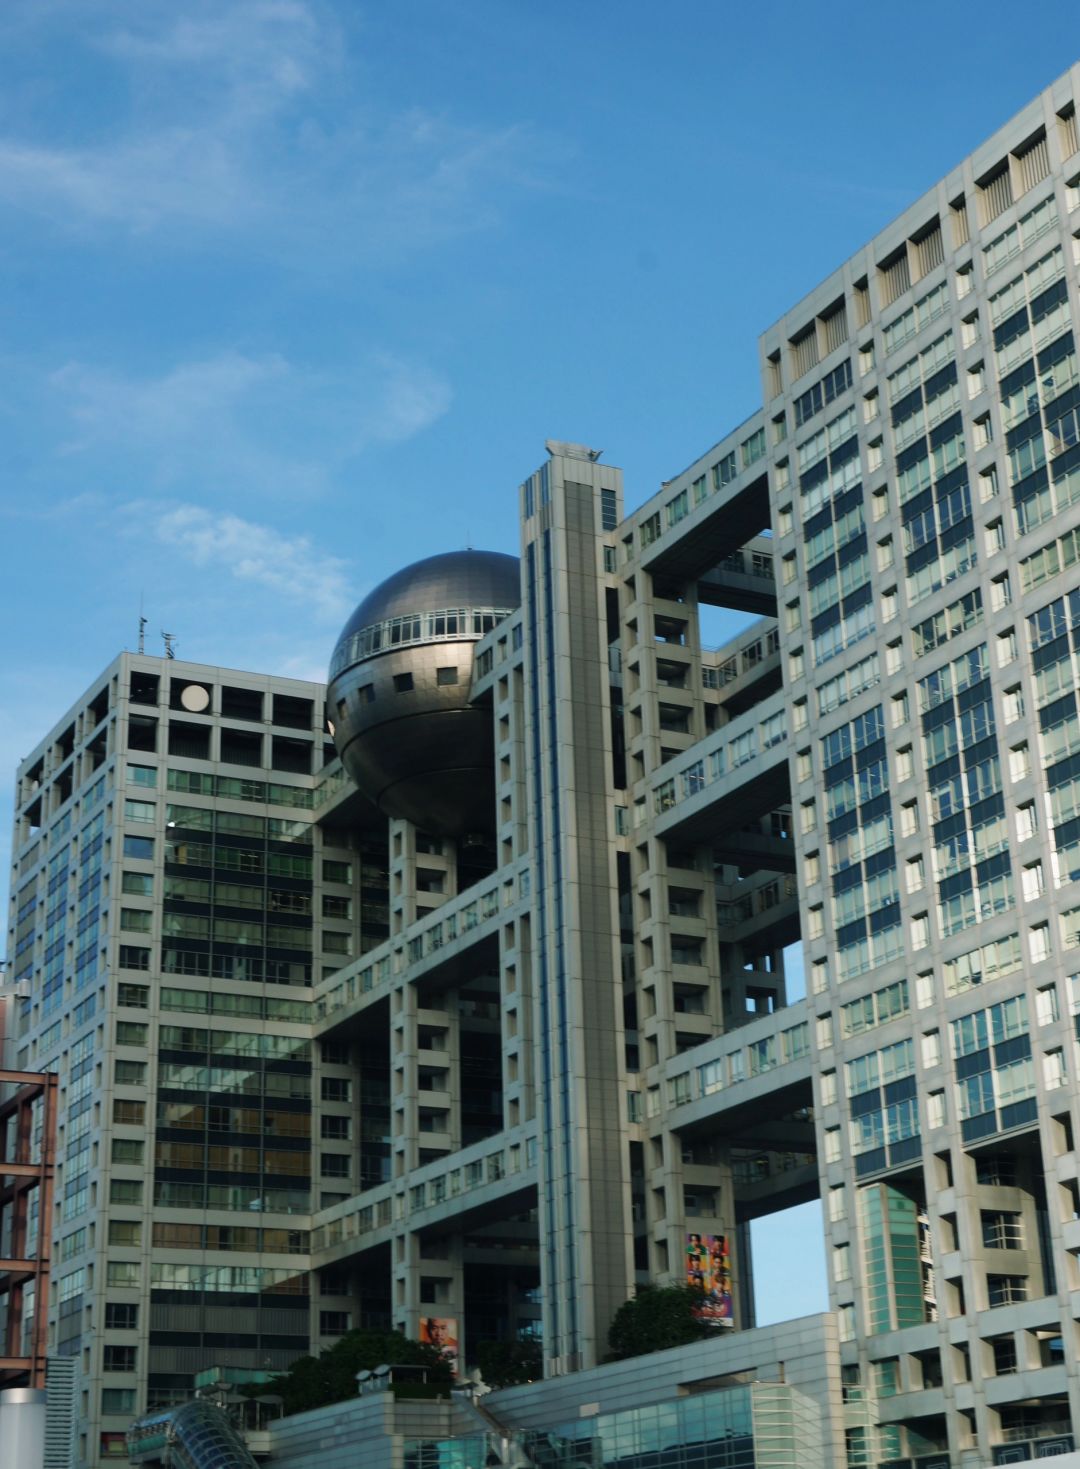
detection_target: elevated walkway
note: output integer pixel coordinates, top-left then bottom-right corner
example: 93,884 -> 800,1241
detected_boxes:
662,1004 -> 817,1217
315,862 -> 529,1038
698,539 -> 777,617
640,471 -> 770,584
312,1126 -> 539,1268
650,690 -> 791,847
127,1399 -> 260,1468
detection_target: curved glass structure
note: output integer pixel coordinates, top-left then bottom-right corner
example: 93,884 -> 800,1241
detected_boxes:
329,605 -> 515,680
126,1399 -> 261,1468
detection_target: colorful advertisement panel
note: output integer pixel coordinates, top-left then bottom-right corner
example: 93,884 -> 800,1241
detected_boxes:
686,1233 -> 733,1326
420,1316 -> 459,1376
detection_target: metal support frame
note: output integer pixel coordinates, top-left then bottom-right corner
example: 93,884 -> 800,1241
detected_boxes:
0,1067 -> 58,1388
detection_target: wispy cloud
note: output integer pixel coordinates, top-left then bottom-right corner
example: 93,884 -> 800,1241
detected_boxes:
49,349 -> 451,499
365,354 -> 455,446
129,499 -> 352,624
0,131 -> 254,233
55,351 -> 286,444
101,2 -> 322,85
0,0 -> 555,257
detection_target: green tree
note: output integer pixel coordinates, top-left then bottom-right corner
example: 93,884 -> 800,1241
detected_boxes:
607,1286 -> 711,1361
262,1328 -> 453,1416
475,1338 -> 543,1388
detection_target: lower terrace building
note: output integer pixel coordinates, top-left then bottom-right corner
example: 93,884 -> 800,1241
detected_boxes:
13,56 -> 1080,1469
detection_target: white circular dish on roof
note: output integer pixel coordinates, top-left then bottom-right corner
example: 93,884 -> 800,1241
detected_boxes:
179,684 -> 210,713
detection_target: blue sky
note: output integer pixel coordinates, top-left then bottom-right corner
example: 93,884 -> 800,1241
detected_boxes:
3,0 -> 1080,1319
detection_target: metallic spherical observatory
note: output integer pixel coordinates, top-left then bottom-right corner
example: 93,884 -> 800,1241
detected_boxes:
328,550 -> 520,835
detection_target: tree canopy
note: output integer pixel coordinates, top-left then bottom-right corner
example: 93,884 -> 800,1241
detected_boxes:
475,1338 -> 543,1388
607,1286 -> 712,1361
262,1328 -> 453,1416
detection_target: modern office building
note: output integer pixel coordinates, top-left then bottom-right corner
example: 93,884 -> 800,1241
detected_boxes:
13,58 -> 1080,1469
307,62 -> 1080,1469
5,653 -> 391,1464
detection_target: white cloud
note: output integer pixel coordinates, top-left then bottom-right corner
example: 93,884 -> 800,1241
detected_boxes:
0,130 -> 252,232
0,0 -> 554,256
366,354 -> 455,447
55,351 -> 286,441
101,1 -> 322,84
131,500 -> 352,624
49,350 -> 451,499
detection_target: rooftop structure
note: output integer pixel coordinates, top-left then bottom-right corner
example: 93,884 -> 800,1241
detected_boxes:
328,550 -> 520,835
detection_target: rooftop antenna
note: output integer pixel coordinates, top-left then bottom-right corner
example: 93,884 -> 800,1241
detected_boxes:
162,631 -> 177,660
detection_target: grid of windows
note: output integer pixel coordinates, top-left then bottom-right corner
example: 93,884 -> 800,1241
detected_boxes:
951,995 -> 1036,1143
1029,593 -> 1080,884
822,706 -> 898,980
846,1040 -> 920,1177
916,644 -> 1011,936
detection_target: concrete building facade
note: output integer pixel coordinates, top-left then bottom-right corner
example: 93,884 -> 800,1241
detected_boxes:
6,653 -> 381,1464
308,64 -> 1080,1468
13,59 -> 1080,1469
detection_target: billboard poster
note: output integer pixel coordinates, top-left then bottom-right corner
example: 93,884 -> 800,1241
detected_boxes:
686,1233 -> 733,1326
420,1316 -> 459,1376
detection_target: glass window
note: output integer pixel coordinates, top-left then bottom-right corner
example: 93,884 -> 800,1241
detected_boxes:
109,1179 -> 143,1205
106,1261 -> 140,1287
107,1220 -> 141,1247
1036,985 -> 1059,1025
102,1388 -> 136,1414
1044,1049 -> 1067,1089
169,769 -> 216,796
103,1345 -> 137,1371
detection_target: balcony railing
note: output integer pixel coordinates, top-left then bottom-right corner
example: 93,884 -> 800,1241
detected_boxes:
316,868 -> 531,1026
652,694 -> 788,820
717,874 -> 798,928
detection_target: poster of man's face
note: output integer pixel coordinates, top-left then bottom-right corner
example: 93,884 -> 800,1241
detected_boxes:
420,1316 -> 459,1374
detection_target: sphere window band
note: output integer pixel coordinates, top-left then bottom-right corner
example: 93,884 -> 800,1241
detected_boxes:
330,605 -> 516,678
